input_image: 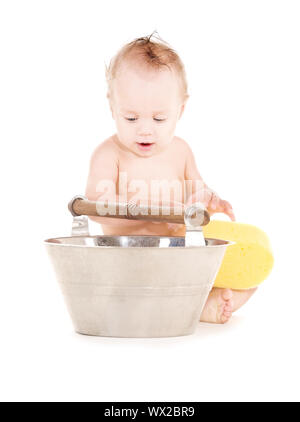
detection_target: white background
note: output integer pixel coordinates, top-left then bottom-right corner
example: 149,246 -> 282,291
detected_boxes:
0,0 -> 299,402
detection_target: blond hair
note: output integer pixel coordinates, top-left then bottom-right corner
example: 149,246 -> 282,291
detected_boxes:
105,31 -> 189,103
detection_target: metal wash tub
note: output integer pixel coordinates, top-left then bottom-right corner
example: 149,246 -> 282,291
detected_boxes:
44,197 -> 233,338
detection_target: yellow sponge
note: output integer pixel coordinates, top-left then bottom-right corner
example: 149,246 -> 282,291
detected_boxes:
203,220 -> 274,289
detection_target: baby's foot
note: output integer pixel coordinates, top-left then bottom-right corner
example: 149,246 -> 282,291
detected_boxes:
200,288 -> 233,324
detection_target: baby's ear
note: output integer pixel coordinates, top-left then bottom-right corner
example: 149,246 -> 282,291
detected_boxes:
178,95 -> 189,119
107,94 -> 115,119
178,103 -> 186,120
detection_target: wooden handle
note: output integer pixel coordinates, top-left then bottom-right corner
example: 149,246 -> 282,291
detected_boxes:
70,197 -> 210,226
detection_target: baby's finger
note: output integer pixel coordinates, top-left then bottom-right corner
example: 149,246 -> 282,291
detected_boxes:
209,192 -> 219,210
227,209 -> 236,221
222,200 -> 236,221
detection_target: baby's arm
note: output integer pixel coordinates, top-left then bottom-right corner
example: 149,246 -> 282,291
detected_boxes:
85,140 -> 123,225
184,142 -> 235,221
184,142 -> 209,198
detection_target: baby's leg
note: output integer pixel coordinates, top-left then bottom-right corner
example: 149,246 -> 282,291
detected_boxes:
200,287 -> 257,324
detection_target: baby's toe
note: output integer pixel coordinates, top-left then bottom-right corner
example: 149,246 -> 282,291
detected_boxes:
220,313 -> 231,324
222,288 -> 233,301
225,298 -> 234,310
224,306 -> 231,315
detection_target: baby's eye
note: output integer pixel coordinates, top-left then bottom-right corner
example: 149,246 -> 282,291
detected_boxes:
125,117 -> 166,122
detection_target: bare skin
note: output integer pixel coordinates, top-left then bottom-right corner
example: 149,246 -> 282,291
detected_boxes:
85,60 -> 257,323
200,287 -> 258,324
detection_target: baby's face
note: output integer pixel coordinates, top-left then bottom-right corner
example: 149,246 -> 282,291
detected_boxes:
109,62 -> 186,157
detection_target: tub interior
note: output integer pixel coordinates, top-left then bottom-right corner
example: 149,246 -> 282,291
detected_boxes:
44,235 -> 230,248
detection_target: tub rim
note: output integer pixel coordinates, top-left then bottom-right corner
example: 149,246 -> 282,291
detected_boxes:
43,234 -> 235,249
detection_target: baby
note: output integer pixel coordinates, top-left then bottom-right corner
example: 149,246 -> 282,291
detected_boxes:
85,33 -> 257,324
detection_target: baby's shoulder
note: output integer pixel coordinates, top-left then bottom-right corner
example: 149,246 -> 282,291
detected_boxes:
173,136 -> 193,158
90,135 -> 119,161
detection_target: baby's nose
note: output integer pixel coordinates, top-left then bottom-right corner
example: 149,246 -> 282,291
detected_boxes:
138,129 -> 153,137
138,123 -> 153,136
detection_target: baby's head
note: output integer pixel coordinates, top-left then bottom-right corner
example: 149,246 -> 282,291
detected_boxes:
105,32 -> 189,157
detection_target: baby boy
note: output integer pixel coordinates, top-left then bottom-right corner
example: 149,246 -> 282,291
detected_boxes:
85,34 -> 257,323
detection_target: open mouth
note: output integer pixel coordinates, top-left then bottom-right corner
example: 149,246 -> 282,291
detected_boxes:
137,142 -> 155,150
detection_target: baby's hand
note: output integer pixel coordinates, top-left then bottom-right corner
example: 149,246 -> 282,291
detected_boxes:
186,189 -> 236,221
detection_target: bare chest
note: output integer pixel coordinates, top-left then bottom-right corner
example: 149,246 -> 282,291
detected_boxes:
117,154 -> 186,204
